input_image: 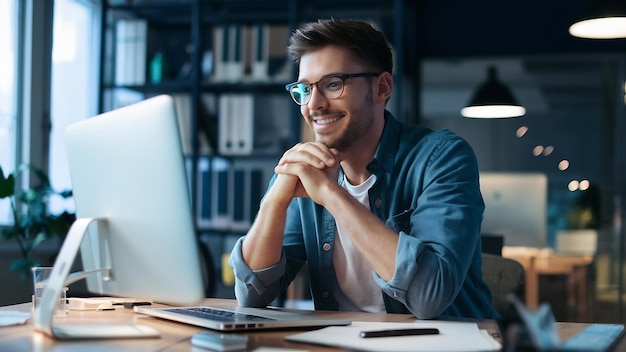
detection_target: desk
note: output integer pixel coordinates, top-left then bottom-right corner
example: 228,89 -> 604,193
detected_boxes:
0,298 -> 621,351
502,246 -> 594,321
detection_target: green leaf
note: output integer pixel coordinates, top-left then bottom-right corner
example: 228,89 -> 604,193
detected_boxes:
21,189 -> 40,203
17,163 -> 51,188
25,232 -> 47,254
1,163 -> 75,280
1,227 -> 21,241
0,166 -> 15,198
11,258 -> 40,280
48,211 -> 76,239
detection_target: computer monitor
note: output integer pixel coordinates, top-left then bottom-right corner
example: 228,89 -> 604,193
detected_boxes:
33,95 -> 205,338
479,172 -> 547,248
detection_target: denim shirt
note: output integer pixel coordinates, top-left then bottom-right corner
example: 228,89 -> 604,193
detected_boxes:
229,111 -> 498,319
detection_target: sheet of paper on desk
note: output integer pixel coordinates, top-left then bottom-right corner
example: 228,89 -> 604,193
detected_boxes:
0,311 -> 31,326
285,320 -> 501,352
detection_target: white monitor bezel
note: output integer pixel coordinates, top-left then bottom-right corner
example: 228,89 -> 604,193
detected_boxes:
33,95 -> 206,339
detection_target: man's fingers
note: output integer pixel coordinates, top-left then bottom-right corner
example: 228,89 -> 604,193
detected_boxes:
278,142 -> 337,168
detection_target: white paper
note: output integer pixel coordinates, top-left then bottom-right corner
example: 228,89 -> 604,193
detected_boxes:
285,320 -> 501,352
0,311 -> 31,327
251,348 -> 308,352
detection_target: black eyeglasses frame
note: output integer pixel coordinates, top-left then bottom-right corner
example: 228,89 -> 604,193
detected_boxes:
285,72 -> 380,105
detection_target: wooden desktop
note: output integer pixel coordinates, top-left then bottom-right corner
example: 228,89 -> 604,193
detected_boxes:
0,298 -> 622,351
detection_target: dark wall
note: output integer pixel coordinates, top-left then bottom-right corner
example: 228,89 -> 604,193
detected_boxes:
414,0 -> 626,59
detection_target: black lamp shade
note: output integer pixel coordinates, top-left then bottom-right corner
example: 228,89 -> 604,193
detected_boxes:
461,66 -> 525,119
578,0 -> 626,20
469,67 -> 519,106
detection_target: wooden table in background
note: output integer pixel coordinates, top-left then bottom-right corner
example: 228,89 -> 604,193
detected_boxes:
502,246 -> 594,321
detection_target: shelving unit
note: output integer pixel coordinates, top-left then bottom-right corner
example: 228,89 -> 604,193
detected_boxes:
97,0 -> 416,298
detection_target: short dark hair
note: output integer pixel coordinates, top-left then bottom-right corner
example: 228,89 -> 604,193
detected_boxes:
287,18 -> 393,75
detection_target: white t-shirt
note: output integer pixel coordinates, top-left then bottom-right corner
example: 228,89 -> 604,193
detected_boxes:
332,174 -> 385,313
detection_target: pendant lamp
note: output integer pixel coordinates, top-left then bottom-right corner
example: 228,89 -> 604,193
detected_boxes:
461,66 -> 526,119
569,0 -> 626,39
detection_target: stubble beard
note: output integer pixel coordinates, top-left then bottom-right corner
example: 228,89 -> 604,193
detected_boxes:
316,89 -> 375,151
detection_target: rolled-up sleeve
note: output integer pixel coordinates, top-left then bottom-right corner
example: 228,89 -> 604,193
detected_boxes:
228,236 -> 286,307
374,132 -> 485,319
374,232 -> 461,318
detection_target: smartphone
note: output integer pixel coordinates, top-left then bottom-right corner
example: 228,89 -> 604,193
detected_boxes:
190,332 -> 247,351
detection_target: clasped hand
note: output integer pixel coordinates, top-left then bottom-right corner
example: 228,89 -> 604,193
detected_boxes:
273,142 -> 340,205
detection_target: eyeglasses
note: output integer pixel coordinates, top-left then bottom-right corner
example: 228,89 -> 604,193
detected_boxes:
285,72 -> 379,106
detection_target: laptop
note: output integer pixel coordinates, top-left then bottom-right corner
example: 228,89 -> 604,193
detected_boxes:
134,304 -> 352,331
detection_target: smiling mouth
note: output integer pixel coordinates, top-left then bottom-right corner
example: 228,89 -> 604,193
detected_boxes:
313,115 -> 343,125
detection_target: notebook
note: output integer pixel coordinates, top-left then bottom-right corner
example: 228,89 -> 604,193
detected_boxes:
134,304 -> 351,331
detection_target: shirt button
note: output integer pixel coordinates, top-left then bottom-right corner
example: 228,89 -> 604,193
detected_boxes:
323,243 -> 331,251
322,291 -> 329,298
374,199 -> 383,207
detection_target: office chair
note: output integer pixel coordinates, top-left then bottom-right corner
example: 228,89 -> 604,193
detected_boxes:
197,240 -> 216,297
481,253 -> 525,316
481,234 -> 504,256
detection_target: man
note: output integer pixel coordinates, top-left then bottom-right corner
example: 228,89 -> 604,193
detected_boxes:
229,18 -> 497,319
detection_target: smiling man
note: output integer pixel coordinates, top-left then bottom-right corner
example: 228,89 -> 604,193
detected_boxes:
228,18 -> 498,319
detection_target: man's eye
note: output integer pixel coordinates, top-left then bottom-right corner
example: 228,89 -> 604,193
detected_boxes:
300,85 -> 311,94
324,80 -> 342,90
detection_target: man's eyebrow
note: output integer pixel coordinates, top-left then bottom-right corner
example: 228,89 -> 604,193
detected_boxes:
296,72 -> 344,83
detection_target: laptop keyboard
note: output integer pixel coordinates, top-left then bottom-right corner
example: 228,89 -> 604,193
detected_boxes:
168,307 -> 274,322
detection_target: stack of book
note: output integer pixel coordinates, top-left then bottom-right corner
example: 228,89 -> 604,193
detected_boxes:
195,156 -> 276,232
114,19 -> 147,86
211,23 -> 291,83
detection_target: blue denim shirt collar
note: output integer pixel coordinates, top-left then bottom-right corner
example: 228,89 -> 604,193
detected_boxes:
370,110 -> 400,175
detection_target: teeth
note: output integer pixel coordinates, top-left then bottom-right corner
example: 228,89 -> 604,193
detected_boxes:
315,116 -> 341,125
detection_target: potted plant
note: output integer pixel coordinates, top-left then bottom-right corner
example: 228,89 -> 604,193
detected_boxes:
0,163 -> 75,279
555,188 -> 601,256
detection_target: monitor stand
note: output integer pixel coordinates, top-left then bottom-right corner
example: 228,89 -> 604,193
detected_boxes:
31,217 -> 161,339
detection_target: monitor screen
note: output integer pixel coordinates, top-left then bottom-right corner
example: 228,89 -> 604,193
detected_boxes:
63,94 -> 205,305
479,172 -> 547,248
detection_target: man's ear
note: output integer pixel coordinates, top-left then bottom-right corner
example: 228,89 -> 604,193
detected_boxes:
375,72 -> 393,103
